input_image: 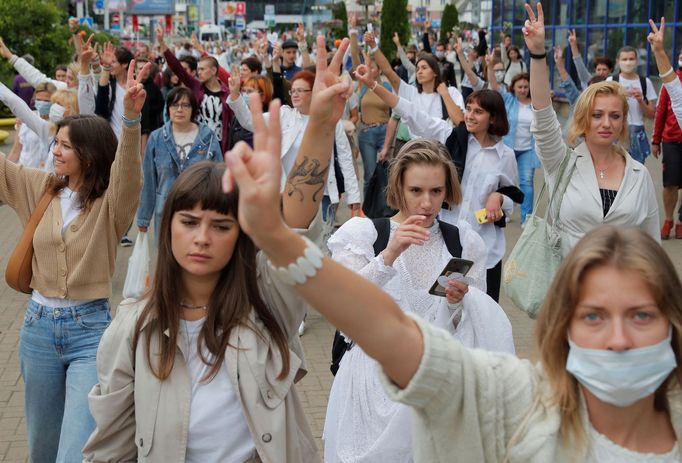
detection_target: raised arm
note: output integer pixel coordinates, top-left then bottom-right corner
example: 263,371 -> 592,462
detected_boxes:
648,18 -> 682,127
78,34 -> 97,115
554,46 -> 581,107
486,52 -> 501,91
437,82 -> 464,124
350,28 -> 362,72
157,27 -> 202,94
393,32 -> 416,75
365,31 -> 402,91
296,24 -> 312,68
455,37 -> 484,92
568,29 -> 591,89
0,82 -> 50,144
0,36 -> 67,90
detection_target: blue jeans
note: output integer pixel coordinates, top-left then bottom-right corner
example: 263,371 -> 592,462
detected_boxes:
515,148 -> 541,224
20,299 -> 111,463
629,124 -> 650,165
358,124 -> 387,197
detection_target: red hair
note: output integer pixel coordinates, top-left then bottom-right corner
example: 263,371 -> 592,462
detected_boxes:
291,70 -> 315,89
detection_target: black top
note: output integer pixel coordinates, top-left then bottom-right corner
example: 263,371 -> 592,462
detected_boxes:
599,188 -> 618,217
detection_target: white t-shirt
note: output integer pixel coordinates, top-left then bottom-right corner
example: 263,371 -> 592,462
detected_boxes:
398,81 -> 464,139
514,103 -> 533,151
173,125 -> 199,168
181,318 -> 257,463
586,423 -> 680,462
607,75 -> 657,126
18,119 -> 49,170
110,82 -> 126,139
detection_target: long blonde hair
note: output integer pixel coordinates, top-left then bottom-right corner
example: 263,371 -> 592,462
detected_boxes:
535,226 -> 682,447
568,81 -> 629,147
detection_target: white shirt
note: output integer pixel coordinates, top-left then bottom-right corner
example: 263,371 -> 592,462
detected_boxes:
181,318 -> 257,463
587,423 -> 680,463
397,80 -> 464,139
18,119 -> 49,169
607,75 -> 657,126
282,114 -> 309,175
392,97 -> 518,268
514,103 -> 533,151
110,82 -> 126,139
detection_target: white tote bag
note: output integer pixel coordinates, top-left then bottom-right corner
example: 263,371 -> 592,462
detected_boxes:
122,232 -> 150,300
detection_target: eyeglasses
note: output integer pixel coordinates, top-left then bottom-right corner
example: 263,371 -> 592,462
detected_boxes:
169,103 -> 192,110
242,88 -> 261,95
289,89 -> 312,96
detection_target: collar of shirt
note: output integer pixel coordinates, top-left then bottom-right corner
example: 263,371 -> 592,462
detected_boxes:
467,134 -> 506,159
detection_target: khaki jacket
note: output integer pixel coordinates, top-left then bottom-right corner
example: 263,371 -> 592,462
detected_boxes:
83,219 -> 322,463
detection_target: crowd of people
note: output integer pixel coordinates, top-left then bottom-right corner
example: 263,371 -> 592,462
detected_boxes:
0,4 -> 681,462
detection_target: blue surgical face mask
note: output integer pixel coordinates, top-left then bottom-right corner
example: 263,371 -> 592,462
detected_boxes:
566,329 -> 677,407
240,93 -> 250,106
35,100 -> 52,117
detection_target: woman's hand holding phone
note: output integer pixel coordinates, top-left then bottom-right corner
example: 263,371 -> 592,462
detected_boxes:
381,215 -> 430,266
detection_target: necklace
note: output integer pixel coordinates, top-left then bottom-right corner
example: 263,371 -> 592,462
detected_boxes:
180,301 -> 209,311
593,154 -> 618,179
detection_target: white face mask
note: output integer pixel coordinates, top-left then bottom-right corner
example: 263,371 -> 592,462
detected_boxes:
495,70 -> 505,83
619,59 -> 637,73
49,103 -> 66,123
566,330 -> 677,407
435,51 -> 445,59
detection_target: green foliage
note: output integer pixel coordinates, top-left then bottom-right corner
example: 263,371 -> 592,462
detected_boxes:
440,3 -> 459,44
332,2 -> 349,40
0,0 -> 72,86
74,26 -> 120,47
380,0 -> 410,59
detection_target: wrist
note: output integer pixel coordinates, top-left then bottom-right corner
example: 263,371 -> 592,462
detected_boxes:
528,50 -> 547,60
122,112 -> 141,125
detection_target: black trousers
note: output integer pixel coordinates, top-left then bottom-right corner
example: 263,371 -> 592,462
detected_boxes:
486,260 -> 502,302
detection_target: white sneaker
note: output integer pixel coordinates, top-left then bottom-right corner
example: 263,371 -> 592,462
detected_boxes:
298,321 -> 305,336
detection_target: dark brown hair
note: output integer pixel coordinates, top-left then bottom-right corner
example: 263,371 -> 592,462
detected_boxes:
509,72 -> 530,98
465,90 -> 510,137
49,115 -> 118,210
415,53 -> 443,94
594,56 -> 614,71
165,86 -> 199,121
133,161 -> 291,381
115,46 -> 134,67
240,56 -> 263,75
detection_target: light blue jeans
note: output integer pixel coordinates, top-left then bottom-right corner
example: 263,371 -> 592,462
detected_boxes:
20,298 -> 111,463
515,148 -> 541,224
358,124 -> 387,197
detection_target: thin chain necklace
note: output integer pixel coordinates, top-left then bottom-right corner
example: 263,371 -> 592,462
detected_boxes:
180,300 -> 209,311
593,154 -> 618,179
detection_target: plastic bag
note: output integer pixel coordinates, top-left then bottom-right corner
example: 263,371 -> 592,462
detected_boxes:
122,232 -> 150,300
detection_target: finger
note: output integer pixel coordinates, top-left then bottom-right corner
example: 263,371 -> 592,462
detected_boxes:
249,93 -> 267,152
86,34 -> 94,48
524,3 -> 536,22
649,19 -> 658,34
330,38 -> 350,74
222,165 -> 234,193
266,99 -> 281,161
315,79 -> 351,102
537,2 -> 544,23
316,36 -> 328,74
127,59 -> 136,86
661,17 -> 665,32
403,214 -> 427,225
225,146 -> 256,193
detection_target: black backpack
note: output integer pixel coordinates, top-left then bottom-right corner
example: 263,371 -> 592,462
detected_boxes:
329,218 -> 462,375
612,73 -> 649,104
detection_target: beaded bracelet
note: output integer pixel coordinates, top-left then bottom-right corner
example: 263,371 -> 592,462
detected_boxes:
266,236 -> 324,285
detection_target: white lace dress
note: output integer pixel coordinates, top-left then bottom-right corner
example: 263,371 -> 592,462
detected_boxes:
323,217 -> 515,463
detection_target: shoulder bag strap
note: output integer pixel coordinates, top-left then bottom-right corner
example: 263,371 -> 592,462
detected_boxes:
372,218 -> 391,256
437,220 -> 463,257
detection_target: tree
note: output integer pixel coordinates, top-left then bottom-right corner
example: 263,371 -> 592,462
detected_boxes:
332,2 -> 349,40
0,0 -> 72,87
379,0 -> 410,59
440,3 -> 459,44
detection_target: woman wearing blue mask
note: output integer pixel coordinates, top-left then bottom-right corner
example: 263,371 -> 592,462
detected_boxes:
7,81 -> 55,168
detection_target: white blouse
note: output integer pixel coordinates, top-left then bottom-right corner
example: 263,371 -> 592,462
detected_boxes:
587,424 -> 680,463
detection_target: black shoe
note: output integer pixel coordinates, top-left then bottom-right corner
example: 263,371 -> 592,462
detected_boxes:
120,236 -> 133,247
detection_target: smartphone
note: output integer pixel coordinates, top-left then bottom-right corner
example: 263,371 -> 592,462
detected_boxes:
428,258 -> 475,297
475,208 -> 503,224
367,23 -> 373,33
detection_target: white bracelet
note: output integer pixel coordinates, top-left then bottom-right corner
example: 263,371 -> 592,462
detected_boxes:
267,236 -> 324,285
660,67 -> 675,79
369,45 -> 379,55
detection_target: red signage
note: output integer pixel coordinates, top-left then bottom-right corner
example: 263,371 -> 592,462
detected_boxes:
235,1 -> 245,15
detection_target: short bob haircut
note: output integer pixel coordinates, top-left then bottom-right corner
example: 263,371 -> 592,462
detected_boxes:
568,81 -> 629,147
415,53 -> 443,94
386,138 -> 462,211
509,72 -> 530,98
465,90 -> 510,137
165,86 -> 199,122
291,70 -> 315,89
534,226 -> 682,448
240,56 -> 263,75
594,56 -> 614,72
243,75 -> 274,109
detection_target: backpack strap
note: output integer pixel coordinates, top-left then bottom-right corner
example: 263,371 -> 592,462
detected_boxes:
444,122 -> 469,181
613,74 -> 648,103
437,220 -> 463,258
371,217 -> 391,256
440,94 -> 449,121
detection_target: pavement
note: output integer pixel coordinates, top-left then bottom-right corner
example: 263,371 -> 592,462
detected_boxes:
0,129 -> 681,461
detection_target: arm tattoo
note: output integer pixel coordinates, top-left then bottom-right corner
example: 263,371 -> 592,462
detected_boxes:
286,156 -> 329,202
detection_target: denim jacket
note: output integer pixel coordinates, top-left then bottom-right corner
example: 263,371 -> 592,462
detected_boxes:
137,122 -> 223,236
500,88 -> 536,154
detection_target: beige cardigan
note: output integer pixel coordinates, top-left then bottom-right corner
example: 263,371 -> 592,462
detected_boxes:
82,217 -> 323,463
0,124 -> 142,299
381,315 -> 682,462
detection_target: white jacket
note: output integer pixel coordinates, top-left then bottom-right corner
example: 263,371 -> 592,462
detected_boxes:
227,96 -> 360,205
531,105 -> 659,256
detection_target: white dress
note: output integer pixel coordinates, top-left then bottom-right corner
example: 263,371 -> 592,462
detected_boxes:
323,217 -> 515,463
